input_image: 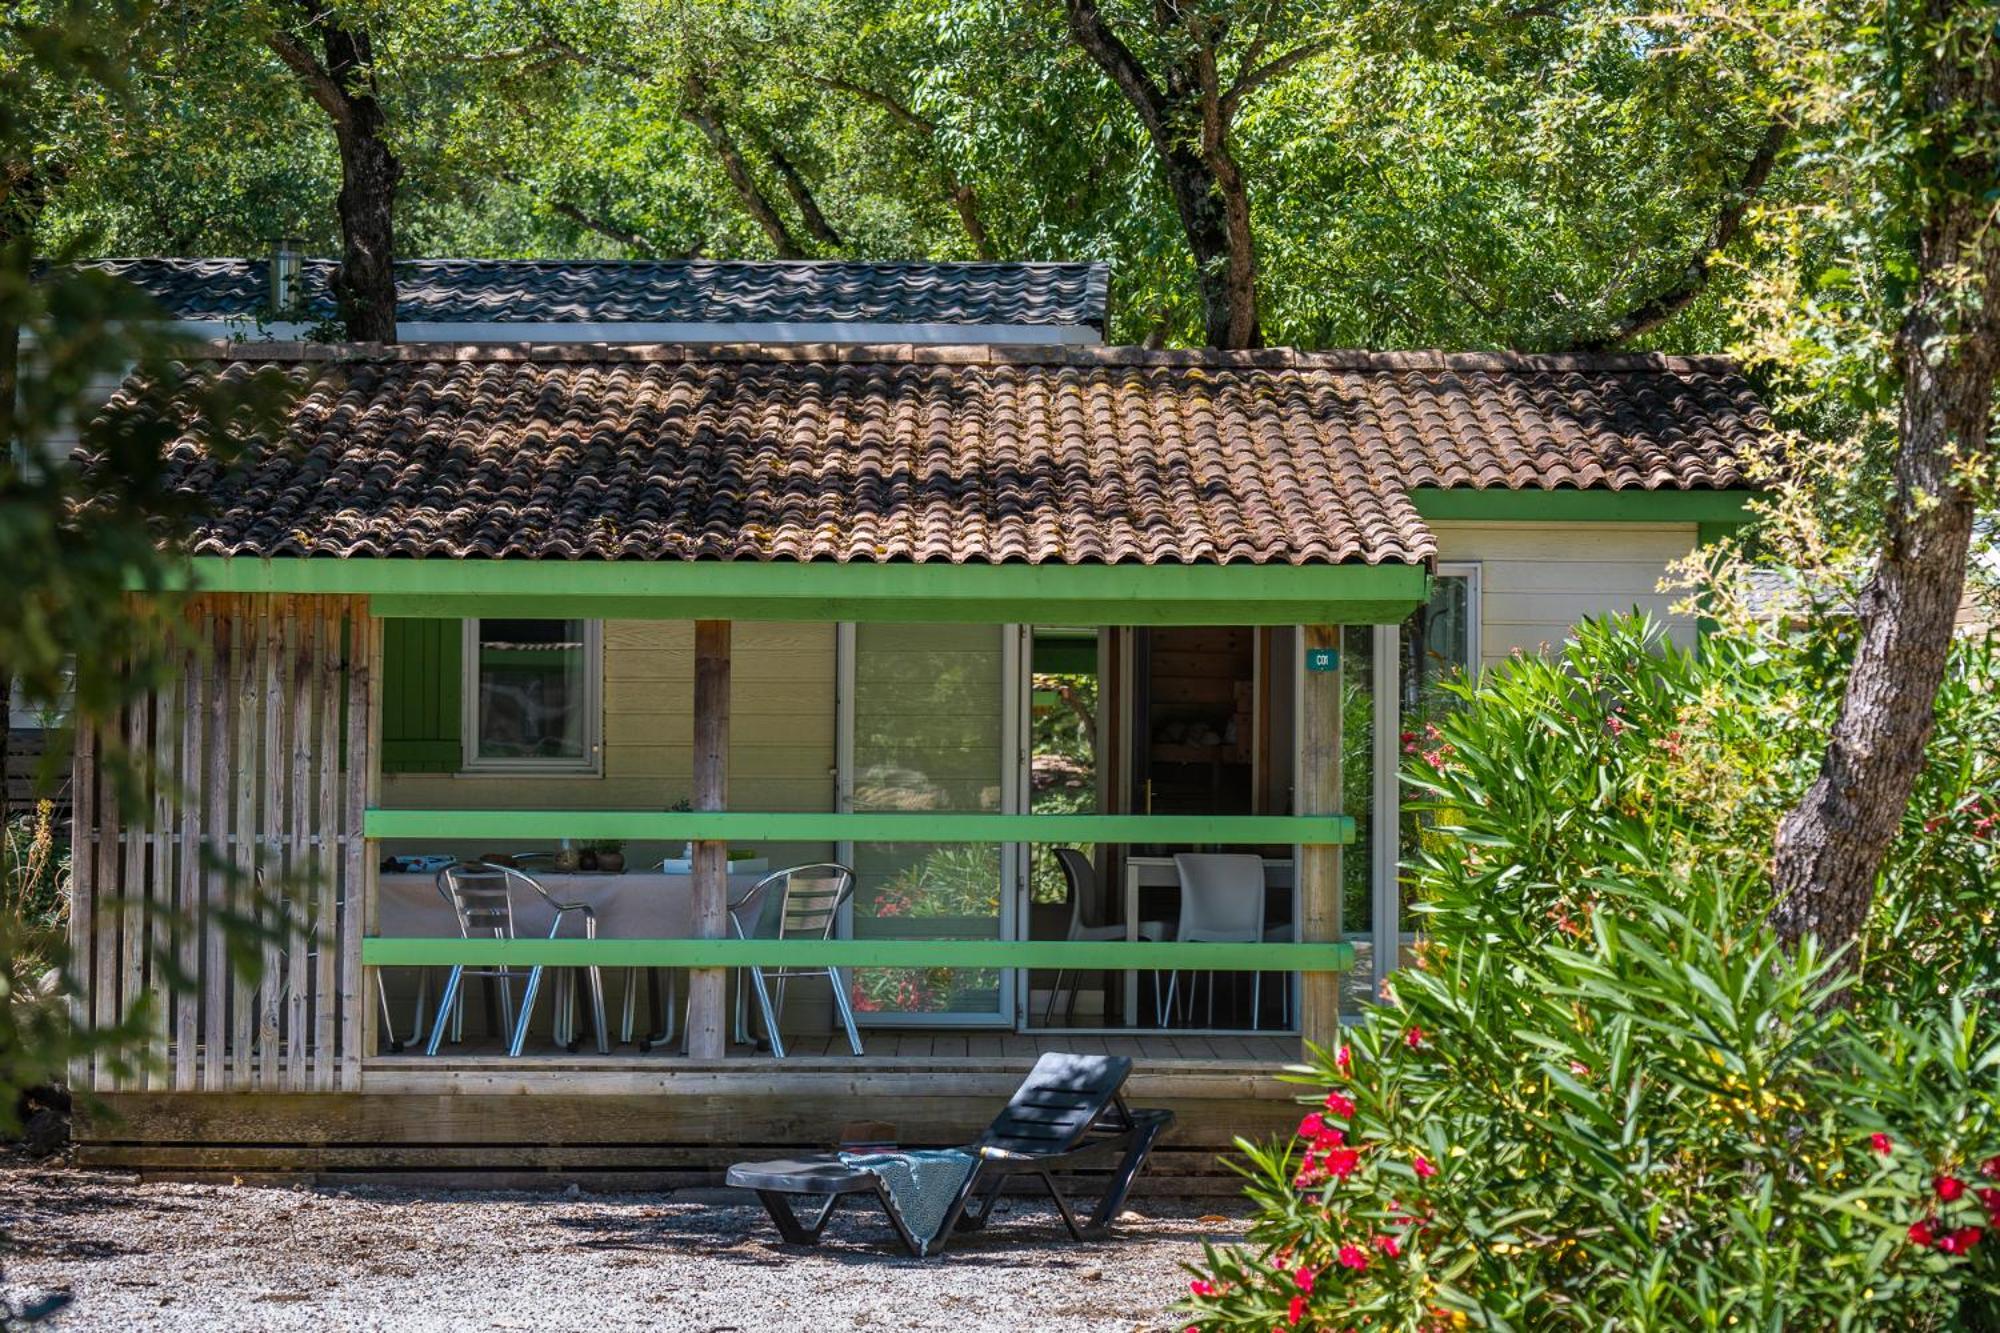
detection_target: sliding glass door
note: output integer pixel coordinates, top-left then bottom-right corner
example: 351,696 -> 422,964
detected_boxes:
838,623 -> 1022,1026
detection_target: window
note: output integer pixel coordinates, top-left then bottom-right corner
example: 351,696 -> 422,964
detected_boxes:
1403,565 -> 1480,713
461,619 -> 601,772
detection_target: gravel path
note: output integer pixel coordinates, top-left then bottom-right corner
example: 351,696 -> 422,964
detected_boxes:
1,1164 -> 1246,1331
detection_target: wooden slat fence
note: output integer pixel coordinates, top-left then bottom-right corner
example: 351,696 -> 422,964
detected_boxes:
67,594 -> 377,1092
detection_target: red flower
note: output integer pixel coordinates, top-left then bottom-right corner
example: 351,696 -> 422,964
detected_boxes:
1374,1234 -> 1402,1258
1188,1279 -> 1218,1298
1414,1154 -> 1437,1179
1939,1226 -> 1984,1256
1337,1244 -> 1368,1272
1405,1026 -> 1425,1049
1299,1112 -> 1329,1140
1977,1187 -> 2000,1222
1323,1147 -> 1361,1178
1982,1155 -> 2000,1180
1335,1045 -> 1352,1073
1937,1176 -> 1967,1202
1870,1133 -> 1893,1155
1287,1294 -> 1307,1326
1294,1265 -> 1316,1293
1323,1091 -> 1356,1119
1909,1220 -> 1936,1247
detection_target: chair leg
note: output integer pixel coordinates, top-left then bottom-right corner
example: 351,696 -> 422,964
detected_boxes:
748,966 -> 786,1059
425,966 -> 465,1056
586,965 -> 609,1055
1251,971 -> 1262,1032
375,970 -> 400,1053
620,967 -> 639,1045
756,1190 -> 841,1246
1044,969 -> 1066,1027
508,964 -> 546,1058
1083,1119 -> 1170,1236
828,967 -> 864,1056
1037,1170 -> 1087,1241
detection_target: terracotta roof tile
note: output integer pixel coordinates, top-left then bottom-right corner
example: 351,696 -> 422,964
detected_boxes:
95,343 -> 1768,568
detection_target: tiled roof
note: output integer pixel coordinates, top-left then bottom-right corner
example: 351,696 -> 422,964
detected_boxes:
77,258 -> 1109,331
98,343 -> 1766,568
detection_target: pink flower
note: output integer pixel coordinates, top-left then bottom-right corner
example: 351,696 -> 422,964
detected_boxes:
1413,1154 -> 1436,1179
1188,1279 -> 1217,1298
1323,1147 -> 1361,1178
1287,1294 -> 1307,1326
1978,1186 -> 2000,1222
1870,1133 -> 1893,1156
1293,1265 -> 1316,1293
1404,1026 -> 1424,1049
1374,1234 -> 1401,1258
1938,1176 -> 1967,1202
1335,1045 -> 1352,1073
1909,1220 -> 1936,1247
1939,1226 -> 1984,1255
1336,1244 -> 1368,1271
1982,1155 -> 2000,1179
1323,1091 -> 1356,1119
1299,1112 -> 1329,1140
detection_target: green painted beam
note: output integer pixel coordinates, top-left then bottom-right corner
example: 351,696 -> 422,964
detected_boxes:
170,557 -> 1429,627
363,809 -> 1356,845
1410,489 -> 1759,523
361,937 -> 1356,971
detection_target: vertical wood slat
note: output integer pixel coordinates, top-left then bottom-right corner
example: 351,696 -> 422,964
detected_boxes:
118,694 -> 146,1091
174,612 -> 204,1092
68,719 -> 98,1089
148,668 -> 178,1093
1298,623 -> 1343,1053
201,601 -> 230,1089
314,598 -> 340,1090
339,601 -> 374,1087
686,618 -> 731,1061
92,707 -> 121,1091
229,601 -> 258,1089
284,606 -> 311,1090
359,605 -> 384,1069
258,596 -> 286,1088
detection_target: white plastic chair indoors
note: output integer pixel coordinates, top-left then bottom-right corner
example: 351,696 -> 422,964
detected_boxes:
1163,853 -> 1279,1030
424,862 -> 609,1057
726,863 -> 863,1059
1044,847 -> 1167,1026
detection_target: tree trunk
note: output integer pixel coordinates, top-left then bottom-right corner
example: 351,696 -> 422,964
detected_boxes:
332,111 -> 399,342
681,76 -> 805,260
266,5 -> 400,342
1769,7 -> 2000,958
1061,0 -> 1262,348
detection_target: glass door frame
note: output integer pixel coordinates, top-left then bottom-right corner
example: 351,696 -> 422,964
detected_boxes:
833,621 -> 1024,1028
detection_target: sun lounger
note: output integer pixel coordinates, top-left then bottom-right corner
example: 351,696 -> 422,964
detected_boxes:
724,1051 -> 1174,1257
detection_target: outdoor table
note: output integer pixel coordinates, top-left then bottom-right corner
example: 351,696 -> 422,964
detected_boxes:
377,869 -> 768,1047
1120,856 -> 1294,1027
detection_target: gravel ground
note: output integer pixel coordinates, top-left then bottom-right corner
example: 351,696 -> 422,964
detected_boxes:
1,1162 -> 1247,1332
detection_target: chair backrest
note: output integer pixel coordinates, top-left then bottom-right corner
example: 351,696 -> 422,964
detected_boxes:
733,863 -> 854,943
976,1052 -> 1133,1155
1173,853 -> 1266,940
436,861 -> 534,941
1053,846 -> 1097,938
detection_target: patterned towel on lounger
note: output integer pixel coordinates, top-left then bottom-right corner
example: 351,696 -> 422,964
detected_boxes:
837,1149 -> 979,1256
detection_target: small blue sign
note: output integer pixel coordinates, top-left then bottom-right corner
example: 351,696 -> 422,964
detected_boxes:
1305,647 -> 1340,673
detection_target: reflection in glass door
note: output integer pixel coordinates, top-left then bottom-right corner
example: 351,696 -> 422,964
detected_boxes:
838,623 -> 1020,1025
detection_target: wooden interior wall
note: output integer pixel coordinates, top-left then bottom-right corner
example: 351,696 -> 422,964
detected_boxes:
68,594 -> 377,1093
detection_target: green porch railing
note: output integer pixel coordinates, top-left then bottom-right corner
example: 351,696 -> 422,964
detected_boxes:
360,938 -> 1356,972
362,810 -> 1355,844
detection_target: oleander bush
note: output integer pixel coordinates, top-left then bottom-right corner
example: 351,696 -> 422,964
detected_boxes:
1183,616 -> 2000,1329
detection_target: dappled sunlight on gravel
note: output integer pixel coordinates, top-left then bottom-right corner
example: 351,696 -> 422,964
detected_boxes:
1,1165 -> 1248,1332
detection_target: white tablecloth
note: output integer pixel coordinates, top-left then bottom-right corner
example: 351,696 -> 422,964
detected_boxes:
379,871 -> 768,940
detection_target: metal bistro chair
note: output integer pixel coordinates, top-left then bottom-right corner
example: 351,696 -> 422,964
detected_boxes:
726,863 -> 863,1060
1044,847 -> 1169,1026
1162,853 -> 1286,1031
425,862 -> 610,1058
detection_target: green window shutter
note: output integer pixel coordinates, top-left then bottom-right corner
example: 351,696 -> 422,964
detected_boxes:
381,619 -> 463,773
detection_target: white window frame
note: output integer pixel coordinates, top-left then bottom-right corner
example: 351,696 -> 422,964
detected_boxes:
1431,563 -> 1482,678
459,619 -> 604,775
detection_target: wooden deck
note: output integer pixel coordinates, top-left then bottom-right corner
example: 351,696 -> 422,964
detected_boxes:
77,1031 -> 1308,1188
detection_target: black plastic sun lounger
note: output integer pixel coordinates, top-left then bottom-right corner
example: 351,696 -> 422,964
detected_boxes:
724,1052 -> 1174,1257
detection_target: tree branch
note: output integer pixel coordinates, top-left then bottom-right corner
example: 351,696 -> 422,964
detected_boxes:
263,27 -> 350,128
1062,0 -> 1168,138
1221,34 -> 1333,120
1576,119 -> 1787,350
546,199 -> 661,257
681,74 -> 805,259
812,73 -> 934,135
812,71 -> 999,258
764,140 -> 843,252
